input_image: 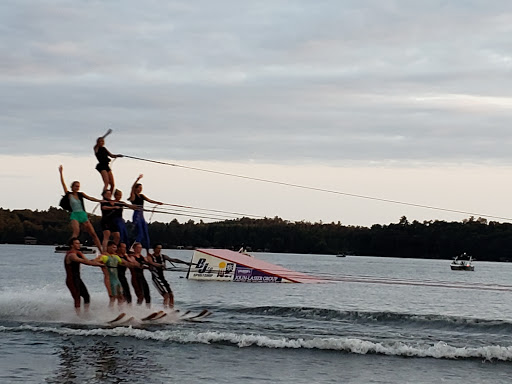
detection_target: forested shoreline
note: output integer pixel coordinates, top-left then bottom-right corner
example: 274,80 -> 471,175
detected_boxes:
1,207 -> 511,261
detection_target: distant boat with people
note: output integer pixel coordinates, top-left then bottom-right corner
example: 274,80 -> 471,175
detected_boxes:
450,253 -> 475,271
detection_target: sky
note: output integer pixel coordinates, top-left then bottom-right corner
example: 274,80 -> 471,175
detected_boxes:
2,0 -> 512,227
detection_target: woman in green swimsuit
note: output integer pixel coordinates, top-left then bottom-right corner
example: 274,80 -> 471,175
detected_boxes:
98,241 -> 124,308
59,165 -> 103,252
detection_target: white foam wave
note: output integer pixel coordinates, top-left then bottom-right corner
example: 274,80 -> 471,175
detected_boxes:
0,287 -> 174,325
2,325 -> 512,361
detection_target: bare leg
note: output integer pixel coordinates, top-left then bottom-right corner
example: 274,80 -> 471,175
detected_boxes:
108,171 -> 115,192
102,230 -> 111,252
100,170 -> 110,192
70,220 -> 80,238
112,231 -> 120,245
83,221 -> 103,252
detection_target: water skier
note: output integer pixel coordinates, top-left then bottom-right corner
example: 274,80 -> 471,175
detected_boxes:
94,133 -> 122,192
146,243 -> 190,308
116,242 -> 134,305
59,165 -> 103,252
65,237 -> 104,315
98,241 -> 124,308
129,174 -> 163,254
130,242 -> 151,307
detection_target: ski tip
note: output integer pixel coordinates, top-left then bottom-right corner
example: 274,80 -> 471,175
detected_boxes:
107,312 -> 127,324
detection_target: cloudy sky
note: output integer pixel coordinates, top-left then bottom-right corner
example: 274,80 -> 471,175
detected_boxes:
2,0 -> 512,226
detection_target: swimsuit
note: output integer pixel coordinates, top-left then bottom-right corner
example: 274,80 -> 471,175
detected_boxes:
65,252 -> 90,308
100,254 -> 123,297
132,255 -> 151,304
117,254 -> 132,303
130,194 -> 150,250
100,201 -> 118,231
112,202 -> 129,243
69,194 -> 88,224
95,146 -> 111,172
149,254 -> 173,297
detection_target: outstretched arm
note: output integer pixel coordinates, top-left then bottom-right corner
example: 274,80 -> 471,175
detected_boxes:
81,192 -> 103,203
145,255 -> 164,268
163,254 -> 193,265
69,252 -> 104,267
58,165 -> 68,194
104,148 -> 122,159
143,195 -> 163,205
119,201 -> 139,210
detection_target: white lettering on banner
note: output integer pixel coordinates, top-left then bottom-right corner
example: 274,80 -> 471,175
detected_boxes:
193,273 -> 214,278
234,275 -> 279,283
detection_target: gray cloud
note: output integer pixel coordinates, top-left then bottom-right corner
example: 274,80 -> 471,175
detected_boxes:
2,0 -> 512,164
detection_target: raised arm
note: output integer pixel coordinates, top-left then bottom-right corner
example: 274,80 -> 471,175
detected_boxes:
130,174 -> 143,201
58,165 -> 69,194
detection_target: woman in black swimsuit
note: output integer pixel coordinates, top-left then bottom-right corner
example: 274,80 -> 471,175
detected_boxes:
129,242 -> 151,307
94,133 -> 122,193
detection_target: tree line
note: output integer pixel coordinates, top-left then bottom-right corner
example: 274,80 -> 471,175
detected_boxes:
1,207 -> 511,261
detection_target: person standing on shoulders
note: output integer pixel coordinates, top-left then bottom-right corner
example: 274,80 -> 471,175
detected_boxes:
59,165 -> 103,252
129,174 -> 163,254
65,237 -> 104,315
94,133 -> 122,193
112,189 -> 135,246
100,189 -> 121,251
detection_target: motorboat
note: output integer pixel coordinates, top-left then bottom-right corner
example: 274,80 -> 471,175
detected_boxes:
450,254 -> 474,271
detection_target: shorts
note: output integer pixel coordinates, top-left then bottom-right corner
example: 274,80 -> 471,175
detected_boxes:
101,218 -> 119,232
96,163 -> 111,173
70,211 -> 89,224
109,279 -> 123,298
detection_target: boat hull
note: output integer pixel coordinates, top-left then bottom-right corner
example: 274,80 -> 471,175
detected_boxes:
450,264 -> 474,271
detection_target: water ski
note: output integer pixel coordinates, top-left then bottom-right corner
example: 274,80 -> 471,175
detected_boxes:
179,310 -> 191,318
141,311 -> 165,321
182,309 -> 211,322
116,316 -> 135,326
152,312 -> 167,320
107,312 -> 126,324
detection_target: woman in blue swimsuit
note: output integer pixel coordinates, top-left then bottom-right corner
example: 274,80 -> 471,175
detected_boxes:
129,174 -> 163,254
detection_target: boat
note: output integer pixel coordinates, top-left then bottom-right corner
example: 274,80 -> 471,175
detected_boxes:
54,245 -> 96,254
336,253 -> 346,258
450,254 -> 475,271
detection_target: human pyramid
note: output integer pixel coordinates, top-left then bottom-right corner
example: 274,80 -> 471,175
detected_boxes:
60,130 -> 190,315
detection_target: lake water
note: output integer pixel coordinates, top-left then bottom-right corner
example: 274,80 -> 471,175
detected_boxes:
1,244 -> 512,383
